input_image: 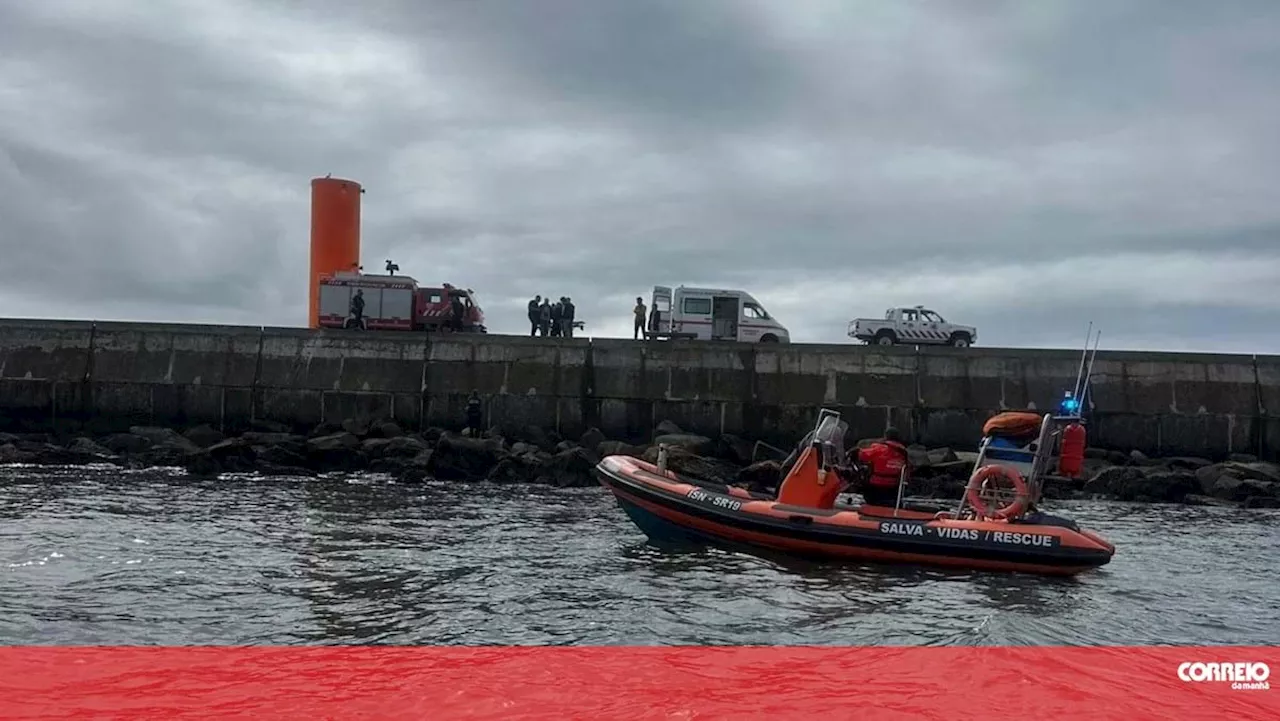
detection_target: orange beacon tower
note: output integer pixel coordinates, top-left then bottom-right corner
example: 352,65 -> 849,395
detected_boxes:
308,177 -> 362,328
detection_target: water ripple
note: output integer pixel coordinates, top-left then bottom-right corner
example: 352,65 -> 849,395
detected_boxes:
1,464 -> 1278,646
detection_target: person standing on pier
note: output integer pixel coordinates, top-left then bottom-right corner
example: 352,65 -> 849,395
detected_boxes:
538,298 -> 552,337
633,297 -> 647,339
348,289 -> 366,330
527,295 -> 541,336
563,297 -> 576,338
550,298 -> 564,337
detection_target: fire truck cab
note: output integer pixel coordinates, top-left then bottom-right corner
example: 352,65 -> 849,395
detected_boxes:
647,285 -> 789,343
318,271 -> 486,333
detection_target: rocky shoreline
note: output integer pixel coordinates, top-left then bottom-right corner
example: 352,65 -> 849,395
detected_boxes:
1,420 -> 1278,509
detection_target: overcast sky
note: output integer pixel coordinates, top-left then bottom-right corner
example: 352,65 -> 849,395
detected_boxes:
2,0 -> 1279,353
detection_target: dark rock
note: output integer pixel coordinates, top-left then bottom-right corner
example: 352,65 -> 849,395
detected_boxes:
253,443 -> 309,468
926,447 -> 958,465
183,424 -> 225,448
1086,466 -> 1198,502
596,440 -> 648,459
249,419 -> 292,434
310,422 -> 344,438
341,418 -> 371,437
510,441 -> 539,455
1243,496 -> 1280,509
640,445 -> 739,482
1104,450 -> 1129,466
361,438 -> 394,458
426,433 -> 507,481
654,420 -> 683,436
1128,449 -> 1154,466
367,421 -> 404,439
1210,475 -> 1276,502
1160,456 -> 1213,471
305,432 -> 364,470
654,433 -> 714,456
485,454 -> 539,484
421,427 -> 446,444
0,443 -> 29,463
204,438 -> 256,465
906,444 -> 930,469
0,433 -> 19,445
66,437 -> 115,460
1136,472 -> 1200,503
911,474 -> 966,499
555,440 -> 578,454
1222,462 -> 1280,484
393,451 -> 435,483
241,432 -> 306,450
533,447 -> 600,488
926,459 -> 976,479
1195,463 -> 1225,492
382,435 -> 429,458
716,433 -> 756,466
1229,452 -> 1259,463
100,433 -> 152,454
516,424 -> 551,450
1084,466 -> 1144,497
734,460 -> 781,494
1084,447 -> 1110,460
579,427 -> 607,453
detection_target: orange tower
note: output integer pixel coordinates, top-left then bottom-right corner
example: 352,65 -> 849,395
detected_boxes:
308,177 -> 362,328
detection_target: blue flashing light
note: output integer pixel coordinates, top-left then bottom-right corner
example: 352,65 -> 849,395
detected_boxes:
1059,394 -> 1080,415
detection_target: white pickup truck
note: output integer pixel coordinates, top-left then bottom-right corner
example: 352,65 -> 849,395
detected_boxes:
847,306 -> 977,347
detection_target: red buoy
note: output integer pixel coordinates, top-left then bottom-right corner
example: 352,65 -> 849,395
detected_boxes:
1058,423 -> 1086,478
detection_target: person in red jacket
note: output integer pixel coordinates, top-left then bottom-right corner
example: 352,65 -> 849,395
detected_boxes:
854,427 -> 910,507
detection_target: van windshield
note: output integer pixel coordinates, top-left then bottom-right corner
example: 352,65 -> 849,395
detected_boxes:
743,302 -> 770,320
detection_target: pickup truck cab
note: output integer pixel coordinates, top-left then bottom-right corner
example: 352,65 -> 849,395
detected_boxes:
648,285 -> 790,343
848,306 -> 976,347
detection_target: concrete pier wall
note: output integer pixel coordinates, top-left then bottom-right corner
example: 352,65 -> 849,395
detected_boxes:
0,318 -> 1275,460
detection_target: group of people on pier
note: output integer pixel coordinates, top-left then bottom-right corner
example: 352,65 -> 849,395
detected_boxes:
527,295 -> 579,338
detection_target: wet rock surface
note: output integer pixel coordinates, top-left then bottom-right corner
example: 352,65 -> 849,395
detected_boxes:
1,419 -> 1278,506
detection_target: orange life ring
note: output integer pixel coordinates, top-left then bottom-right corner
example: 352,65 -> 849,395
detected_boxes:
964,464 -> 1030,520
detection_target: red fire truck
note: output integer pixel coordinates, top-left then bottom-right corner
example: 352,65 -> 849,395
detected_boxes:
317,270 -> 487,333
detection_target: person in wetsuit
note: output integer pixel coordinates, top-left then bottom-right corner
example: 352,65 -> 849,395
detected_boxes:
464,390 -> 483,436
855,427 -> 911,507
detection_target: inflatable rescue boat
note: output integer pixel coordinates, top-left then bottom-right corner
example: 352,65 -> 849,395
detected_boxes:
595,407 -> 1116,577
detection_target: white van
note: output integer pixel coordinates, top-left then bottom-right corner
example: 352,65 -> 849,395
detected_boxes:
646,285 -> 790,343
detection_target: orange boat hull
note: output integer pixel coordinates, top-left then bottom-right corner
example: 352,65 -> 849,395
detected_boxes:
595,455 -> 1115,577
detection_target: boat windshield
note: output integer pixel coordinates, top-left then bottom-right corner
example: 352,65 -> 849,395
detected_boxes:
809,411 -> 848,468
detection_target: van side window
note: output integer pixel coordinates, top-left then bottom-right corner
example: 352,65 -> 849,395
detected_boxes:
743,303 -> 768,320
682,297 -> 712,315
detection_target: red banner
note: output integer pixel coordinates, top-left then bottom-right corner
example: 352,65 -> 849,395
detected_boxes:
1,646 -> 1275,720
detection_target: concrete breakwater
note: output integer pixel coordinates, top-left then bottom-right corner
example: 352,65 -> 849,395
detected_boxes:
0,317 -> 1277,461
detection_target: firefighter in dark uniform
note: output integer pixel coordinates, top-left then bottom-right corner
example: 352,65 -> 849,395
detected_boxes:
527,295 -> 541,337
348,289 -> 366,329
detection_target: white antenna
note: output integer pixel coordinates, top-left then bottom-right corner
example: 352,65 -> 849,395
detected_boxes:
1071,321 -> 1093,402
1079,330 -> 1102,414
